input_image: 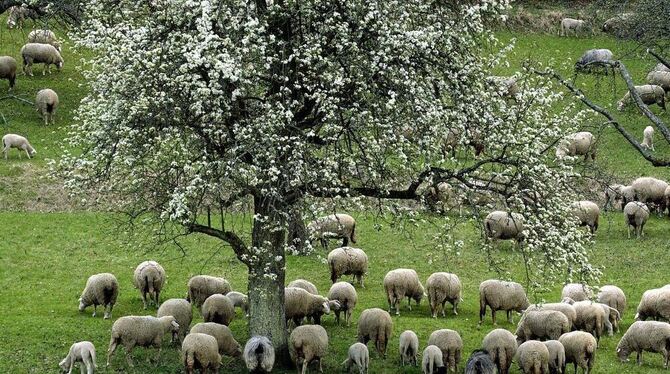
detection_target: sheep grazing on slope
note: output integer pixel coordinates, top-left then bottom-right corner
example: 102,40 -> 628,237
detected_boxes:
78,273 -> 118,319
244,336 -> 274,373
132,260 -> 166,309
288,279 -> 318,294
426,272 -> 462,319
21,43 -> 63,76
59,341 -> 96,374
357,308 -> 393,358
327,281 -> 358,326
602,14 -> 632,36
190,322 -> 242,358
343,342 -> 369,374
624,201 -> 650,238
428,329 -> 463,373
201,294 -> 235,326
383,268 -> 425,316
106,315 -> 179,367
187,275 -> 232,308
559,331 -> 597,374
157,298 -> 192,343
482,328 -> 517,374
641,126 -> 655,151
226,291 -> 249,317
307,213 -> 357,249
555,131 -> 596,161
422,345 -> 447,374
617,321 -> 670,369
617,85 -> 666,111
289,325 -> 329,374
399,330 -> 419,366
516,340 -> 550,374
478,279 -> 530,326
327,246 -> 368,287
631,177 -> 668,213
0,56 -> 17,91
635,287 -> 670,321
525,303 -> 577,331
647,71 -> 670,92
570,201 -> 600,234
284,287 -> 331,326
597,285 -> 626,331
35,88 -> 59,126
465,349 -> 496,374
2,133 -> 36,159
515,310 -> 570,344
543,340 -> 566,374
181,332 -> 221,374
484,211 -> 525,244
575,49 -> 613,73
561,283 -> 593,302
560,18 -> 587,37
28,29 -> 61,51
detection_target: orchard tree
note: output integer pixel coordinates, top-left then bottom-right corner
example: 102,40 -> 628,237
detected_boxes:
61,0 -> 598,358
0,0 -> 80,25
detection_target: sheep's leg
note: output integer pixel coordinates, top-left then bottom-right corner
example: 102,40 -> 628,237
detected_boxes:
441,301 -> 447,317
79,362 -> 85,374
154,290 -> 160,307
104,303 -> 112,319
106,339 -> 118,366
637,351 -> 642,366
452,300 -> 459,315
506,310 -> 513,324
663,347 -> 669,368
141,292 -> 148,309
301,359 -> 308,374
492,309 -> 497,325
124,344 -> 135,367
92,304 -> 97,317
346,309 -> 352,327
627,225 -> 632,239
66,358 -> 74,374
407,297 -> 412,311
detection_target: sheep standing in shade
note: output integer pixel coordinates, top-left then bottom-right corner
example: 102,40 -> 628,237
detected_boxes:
343,342 -> 369,374
187,275 -> 231,308
555,132 -> 596,161
570,201 -> 600,234
559,331 -> 597,374
36,88 -> 59,126
3,134 -> 36,160
383,268 -> 425,316
561,18 -> 587,37
132,260 -> 165,309
624,201 -> 650,238
59,341 -> 96,374
0,56 -> 17,91
428,329 -> 463,373
575,49 -> 613,73
21,43 -> 63,76
201,294 -> 235,326
78,273 -> 118,319
647,70 -> 670,92
426,272 -> 462,319
641,126 -> 655,151
328,281 -> 357,326
307,213 -> 357,249
107,315 -> 179,367
243,336 -> 274,373
617,85 -> 666,111
289,325 -> 329,374
479,279 -> 530,325
516,340 -> 550,374
617,321 -> 670,369
327,246 -> 368,287
181,332 -> 221,374
157,299 -> 192,343
399,330 -> 419,366
357,308 -> 393,358
28,29 -> 61,51
482,328 -> 517,374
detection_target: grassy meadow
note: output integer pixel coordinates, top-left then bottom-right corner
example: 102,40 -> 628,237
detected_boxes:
1,12 -> 670,374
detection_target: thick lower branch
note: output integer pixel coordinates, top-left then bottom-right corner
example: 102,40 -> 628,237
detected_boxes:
188,223 -> 250,264
647,48 -> 670,71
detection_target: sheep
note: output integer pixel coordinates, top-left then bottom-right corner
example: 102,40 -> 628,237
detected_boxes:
423,345 -> 447,374
597,285 -> 626,330
604,184 -> 624,211
157,298 -> 192,343
0,56 -> 17,91
327,281 -> 358,326
575,49 -> 614,73
27,29 -> 61,51
516,340 -> 550,374
561,283 -> 593,302
561,18 -> 587,37
465,349 -> 496,374
132,260 -> 165,309
327,246 -> 368,287
383,268 -> 425,315
226,291 -> 249,317
483,211 -> 525,243
289,324 -> 329,374
488,76 -> 519,99
428,329 -> 463,373
634,287 -> 670,321
478,279 -> 530,325
570,201 -> 600,234
21,43 -> 63,76
399,330 -> 419,366
59,341 -> 96,374
181,332 -> 221,374
201,294 -> 235,326
426,272 -> 462,318
596,302 -> 621,336
516,310 -> 570,344
572,301 -> 605,343
616,321 -> 670,368
617,85 -> 666,111
288,279 -> 319,294
608,185 -> 636,210
543,340 -> 566,374
653,63 -> 670,73
641,126 -> 655,151
2,134 -> 36,159
106,315 -> 179,367
35,88 -> 59,126
482,328 -> 517,374
602,14 -> 631,36
647,71 -> 670,92
525,303 -> 577,331
624,201 -> 650,238
307,213 -> 357,249
357,308 -> 393,358
284,286 -> 332,326
77,273 -> 118,320
555,132 -> 596,161
187,275 -> 232,308
631,177 -> 668,213
243,336 -> 275,373
342,342 -> 369,374
190,322 -> 242,358
558,331 -> 597,374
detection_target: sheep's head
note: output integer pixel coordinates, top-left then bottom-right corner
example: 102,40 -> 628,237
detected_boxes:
412,288 -> 425,304
328,300 -> 342,312
78,297 -> 86,312
56,60 -> 63,71
561,297 -> 576,305
58,357 -> 69,372
617,100 -> 625,111
53,41 -> 62,52
320,300 -> 331,315
232,342 -> 243,357
616,346 -> 630,362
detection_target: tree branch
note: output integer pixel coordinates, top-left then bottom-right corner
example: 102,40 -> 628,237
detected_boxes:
647,48 -> 670,72
188,223 -> 250,265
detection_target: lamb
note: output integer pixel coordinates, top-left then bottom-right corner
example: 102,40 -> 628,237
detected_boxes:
515,310 -> 570,344
285,286 -> 331,326
181,332 -> 221,374
399,330 -> 419,366
226,291 -> 249,317
647,70 -> 670,92
186,275 -> 231,307
482,328 -> 517,374
35,88 -> 59,126
641,126 -> 655,151
343,342 -> 369,374
464,349 -> 496,374
132,260 -> 165,309
426,272 -> 462,318
201,294 -> 235,326
2,134 -> 36,159
575,49 -> 614,73
327,281 -> 358,326
570,201 -> 600,234
288,279 -> 319,294
560,18 -> 587,37
0,56 -> 17,91
631,177 -> 668,213
597,285 -> 627,327
289,324 -> 329,374
555,132 -> 596,161
572,301 -> 605,343
558,331 -> 597,374
634,287 -> 670,321
307,213 -> 357,248
357,308 -> 393,358
28,29 -> 61,51
59,341 -> 96,374
383,268 -> 425,315
327,246 -> 368,287
21,43 -> 63,76
77,273 -> 118,320
617,85 -> 666,111
616,321 -> 670,369
624,201 -> 650,238
543,340 -> 566,374
190,322 -> 242,358
561,283 -> 593,302
243,336 -> 275,373
596,302 -> 621,336
423,345 -> 447,374
525,303 -> 577,331
483,211 -> 525,243
106,315 -> 179,367
516,340 -> 550,374
478,279 -> 530,325
157,298 -> 192,343
428,329 -> 463,373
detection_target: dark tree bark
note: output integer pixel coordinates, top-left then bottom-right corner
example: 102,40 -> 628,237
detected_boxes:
287,205 -> 308,255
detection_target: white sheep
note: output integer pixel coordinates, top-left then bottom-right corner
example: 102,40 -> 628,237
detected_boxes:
132,260 -> 165,309
0,56 -> 17,91
327,281 -> 358,326
225,291 -> 249,317
575,49 -> 614,73
641,126 -> 655,151
631,177 -> 668,213
35,88 -> 59,126
343,342 -> 369,374
647,70 -> 670,92
572,301 -> 605,343
570,201 -> 600,234
604,184 -> 625,211
516,340 -> 550,374
428,329 -> 463,373
106,315 -> 179,367
478,279 -> 530,325
383,268 -> 425,316
201,294 -> 235,326
186,275 -> 231,308
616,321 -> 670,369
289,324 -> 329,374
515,310 -> 570,344
157,298 -> 192,343
617,84 -> 666,111
78,273 -> 119,319
2,134 -> 36,159
327,246 -> 368,287
597,285 -> 627,330
181,332 -> 221,374
399,330 -> 419,366
190,322 -> 242,358
28,29 -> 61,51
21,43 -> 63,76
357,308 -> 393,358
543,340 -> 566,374
284,286 -> 331,326
59,341 -> 96,374
558,331 -> 597,374
426,272 -> 462,318
635,287 -> 670,321
561,283 -> 593,302
307,213 -> 357,248
561,18 -> 587,37
243,336 -> 274,373
624,201 -> 650,238
481,328 -> 517,374
288,279 -> 318,294
484,211 -> 525,244
555,131 -> 596,161
525,302 -> 577,331
422,345 -> 446,374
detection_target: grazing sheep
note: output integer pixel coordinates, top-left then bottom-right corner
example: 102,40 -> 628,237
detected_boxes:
187,275 -> 232,308
572,301 -> 605,343
631,177 -> 668,213
423,345 -> 447,374
288,279 -> 319,294
624,201 -> 650,238
635,287 -> 670,321
201,294 -> 235,326
516,310 -> 570,344
482,328 -> 517,374
190,322 -> 242,358
561,18 -> 587,37
327,246 -> 368,287
641,126 -> 655,151
483,211 -> 525,243
602,14 -> 631,36
555,132 -> 596,161
465,349 -> 496,374
28,29 -> 61,51
616,321 -> 670,369
132,260 -> 165,309
327,281 -> 357,326
181,332 -> 221,374
604,184 -> 625,211
543,340 -> 566,374
516,340 -> 550,374
343,342 -> 369,374
647,71 -> 670,92
35,88 -> 59,126
558,331 -> 597,374
426,272 -> 462,318
617,85 -> 666,111
243,336 -> 275,373
383,268 -> 425,316
106,315 -> 179,367
226,291 -> 249,317
399,330 -> 419,366
2,133 -> 36,159
575,49 -> 614,73
525,303 -> 577,331
157,299 -> 192,343
653,63 -> 670,73
307,213 -> 357,248
596,302 -> 621,336
561,283 -> 593,302
59,341 -> 96,374
597,285 -> 626,331
78,273 -> 118,319
289,325 -> 329,374
21,43 -> 63,76
357,308 -> 393,358
479,279 -> 530,325
613,185 -> 636,210
285,287 -> 331,326
0,56 -> 17,91
570,201 -> 600,234
428,329 -> 463,373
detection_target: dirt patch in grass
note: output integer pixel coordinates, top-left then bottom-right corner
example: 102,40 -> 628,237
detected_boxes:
0,163 -> 82,212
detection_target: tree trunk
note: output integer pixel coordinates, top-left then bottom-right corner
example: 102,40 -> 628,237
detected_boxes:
287,204 -> 309,255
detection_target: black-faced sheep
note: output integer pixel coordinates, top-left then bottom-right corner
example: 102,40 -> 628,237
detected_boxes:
624,201 -> 650,239
78,273 -> 118,319
181,332 -> 221,374
59,341 -> 96,374
132,260 -> 165,309
428,329 -> 463,373
516,340 -> 550,374
426,272 -> 462,319
201,294 -> 235,326
464,349 -> 496,374
616,321 -> 670,369
478,279 -> 530,326
357,308 -> 393,358
327,246 -> 368,287
244,336 -> 274,373
307,213 -> 357,249
187,275 -> 231,307
106,315 -> 179,367
482,328 -> 517,374
289,324 -> 329,374
328,281 -> 357,326
558,331 -> 597,374
383,268 -> 425,316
